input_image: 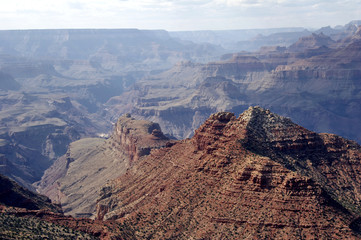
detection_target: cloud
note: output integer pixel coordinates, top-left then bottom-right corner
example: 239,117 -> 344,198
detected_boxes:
0,0 -> 360,30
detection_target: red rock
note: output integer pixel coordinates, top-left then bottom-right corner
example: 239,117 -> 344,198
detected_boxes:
96,107 -> 361,239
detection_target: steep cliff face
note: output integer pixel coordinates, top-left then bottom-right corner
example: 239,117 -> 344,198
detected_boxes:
111,114 -> 169,163
96,107 -> 361,239
36,114 -> 170,218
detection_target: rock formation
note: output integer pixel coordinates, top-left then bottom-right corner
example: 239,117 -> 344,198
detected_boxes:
1,20 -> 361,192
288,32 -> 335,52
0,174 -> 135,239
96,107 -> 361,239
36,114 -> 170,218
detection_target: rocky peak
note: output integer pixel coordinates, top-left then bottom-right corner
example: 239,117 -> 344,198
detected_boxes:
195,107 -> 361,214
288,32 -> 335,52
238,106 -> 319,152
195,108 -> 315,163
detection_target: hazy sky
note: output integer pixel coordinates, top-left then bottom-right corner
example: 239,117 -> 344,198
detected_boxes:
0,0 -> 360,31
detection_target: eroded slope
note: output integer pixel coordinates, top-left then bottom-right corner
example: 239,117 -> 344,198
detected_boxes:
37,114 -> 170,218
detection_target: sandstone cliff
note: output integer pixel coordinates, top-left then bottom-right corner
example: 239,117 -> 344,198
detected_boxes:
96,107 -> 361,239
36,114 -> 170,218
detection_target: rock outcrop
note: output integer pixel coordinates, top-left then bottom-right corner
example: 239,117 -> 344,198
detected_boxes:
111,114 -> 169,163
36,114 -> 170,218
96,107 -> 361,239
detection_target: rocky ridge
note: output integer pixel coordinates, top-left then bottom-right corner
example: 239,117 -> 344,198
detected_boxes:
96,107 -> 361,239
36,114 -> 170,218
0,174 -> 135,239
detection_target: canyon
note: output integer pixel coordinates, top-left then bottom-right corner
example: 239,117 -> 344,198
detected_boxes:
2,105 -> 361,238
107,25 -> 361,143
0,20 -> 361,238
1,21 -> 360,190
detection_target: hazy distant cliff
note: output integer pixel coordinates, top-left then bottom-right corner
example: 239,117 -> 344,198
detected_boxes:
106,27 -> 361,143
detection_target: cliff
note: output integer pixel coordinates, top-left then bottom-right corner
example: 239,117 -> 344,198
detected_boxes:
106,29 -> 361,143
36,114 -> 170,218
111,114 -> 169,163
96,107 -> 361,239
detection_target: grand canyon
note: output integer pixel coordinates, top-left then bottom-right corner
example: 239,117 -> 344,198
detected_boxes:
1,20 -> 361,239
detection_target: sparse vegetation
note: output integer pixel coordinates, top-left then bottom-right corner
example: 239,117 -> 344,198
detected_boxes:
0,213 -> 97,239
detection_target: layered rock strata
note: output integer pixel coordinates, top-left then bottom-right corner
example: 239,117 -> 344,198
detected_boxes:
106,29 -> 361,144
0,174 -> 135,239
96,107 -> 361,239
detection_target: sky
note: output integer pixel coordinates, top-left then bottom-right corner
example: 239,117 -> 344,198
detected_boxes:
0,0 -> 360,31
